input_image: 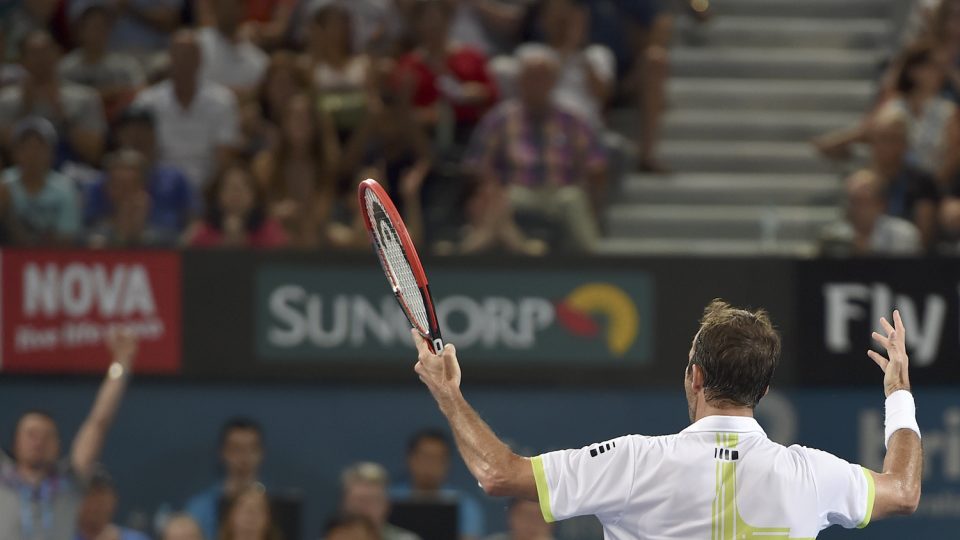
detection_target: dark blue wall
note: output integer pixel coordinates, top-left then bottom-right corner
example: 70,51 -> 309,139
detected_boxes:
0,380 -> 956,539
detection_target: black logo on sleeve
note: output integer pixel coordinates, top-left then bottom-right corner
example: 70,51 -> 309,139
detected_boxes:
589,440 -> 616,458
714,448 -> 739,461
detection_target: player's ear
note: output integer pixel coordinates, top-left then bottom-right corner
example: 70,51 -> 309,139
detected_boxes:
689,364 -> 705,392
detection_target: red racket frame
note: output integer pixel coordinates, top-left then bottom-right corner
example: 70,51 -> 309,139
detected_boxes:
358,179 -> 444,354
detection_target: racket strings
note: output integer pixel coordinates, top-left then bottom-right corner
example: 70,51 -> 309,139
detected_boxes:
364,190 -> 430,331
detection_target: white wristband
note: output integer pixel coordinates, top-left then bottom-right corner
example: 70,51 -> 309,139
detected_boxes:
884,390 -> 920,449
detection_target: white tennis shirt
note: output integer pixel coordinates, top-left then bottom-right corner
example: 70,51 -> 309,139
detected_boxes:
532,416 -> 875,540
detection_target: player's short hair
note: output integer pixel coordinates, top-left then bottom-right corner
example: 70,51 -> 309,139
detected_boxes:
406,428 -> 450,456
219,417 -> 263,448
689,299 -> 781,408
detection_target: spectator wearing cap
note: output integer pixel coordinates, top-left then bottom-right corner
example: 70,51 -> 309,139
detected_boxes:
820,170 -> 922,257
198,0 -> 269,96
340,462 -> 422,540
75,467 -> 150,540
482,498 -> 555,540
59,2 -> 145,120
133,29 -> 241,191
394,0 -> 498,145
0,30 -> 106,165
464,44 -> 605,252
84,106 -> 198,245
87,150 -> 165,248
108,0 -> 185,63
0,117 -> 80,246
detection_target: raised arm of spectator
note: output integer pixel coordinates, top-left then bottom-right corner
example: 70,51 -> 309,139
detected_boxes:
864,311 -> 922,520
411,330 -> 538,499
70,329 -> 138,480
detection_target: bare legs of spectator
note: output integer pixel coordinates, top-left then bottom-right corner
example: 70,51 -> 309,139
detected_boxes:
508,185 -> 599,252
940,198 -> 960,246
636,15 -> 672,173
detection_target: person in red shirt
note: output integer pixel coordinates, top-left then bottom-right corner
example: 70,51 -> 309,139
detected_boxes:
394,0 -> 498,145
188,163 -> 288,248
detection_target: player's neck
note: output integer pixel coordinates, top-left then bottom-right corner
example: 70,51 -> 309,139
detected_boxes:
694,402 -> 755,422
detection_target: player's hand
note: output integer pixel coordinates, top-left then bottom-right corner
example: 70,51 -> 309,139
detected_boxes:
105,327 -> 138,370
868,310 -> 911,397
412,329 -> 462,404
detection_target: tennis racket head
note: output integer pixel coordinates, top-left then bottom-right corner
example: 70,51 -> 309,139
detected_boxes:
358,179 -> 444,354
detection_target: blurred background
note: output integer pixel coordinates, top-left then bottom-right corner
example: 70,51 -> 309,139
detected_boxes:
0,0 -> 958,539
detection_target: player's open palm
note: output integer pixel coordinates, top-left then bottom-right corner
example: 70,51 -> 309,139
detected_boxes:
412,329 -> 462,402
868,310 -> 911,397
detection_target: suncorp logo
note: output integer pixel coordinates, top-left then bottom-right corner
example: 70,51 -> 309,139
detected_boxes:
264,280 -> 643,358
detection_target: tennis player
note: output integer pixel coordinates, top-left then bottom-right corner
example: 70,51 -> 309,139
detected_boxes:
411,299 -> 922,539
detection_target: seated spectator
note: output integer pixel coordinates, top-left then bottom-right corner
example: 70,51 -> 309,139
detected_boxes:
340,462 -> 422,540
258,52 -> 311,142
161,514 -> 206,540
1,117 -> 80,246
482,498 -> 555,540
323,515 -> 380,540
1,0 -> 60,61
866,104 -> 940,249
185,418 -> 268,539
134,29 -> 241,191
0,330 -> 139,540
85,105 -> 199,244
75,467 -> 151,540
189,163 -> 288,249
253,92 -> 338,248
290,0 -> 405,55
305,2 -> 374,141
87,150 -> 165,248
464,45 -> 605,252
815,44 -> 960,186
219,484 -> 282,540
0,30 -> 106,165
820,170 -> 922,256
109,0 -> 185,63
198,0 -> 269,95
394,0 -> 498,145
59,3 -> 145,120
391,430 -> 485,540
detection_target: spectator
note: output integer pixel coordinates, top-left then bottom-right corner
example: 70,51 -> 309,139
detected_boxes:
1,117 -> 80,246
340,462 -> 421,540
0,330 -> 139,540
305,3 -> 373,141
162,514 -> 206,540
185,419 -> 267,540
134,29 -> 241,191
292,0 -> 405,55
1,0 -> 60,62
0,30 -> 106,165
198,0 -> 269,95
464,45 -> 605,252
218,484 -> 282,540
866,104 -> 940,249
87,149 -> 164,248
446,0 -> 524,57
85,105 -> 199,244
253,92 -> 338,248
323,515 -> 380,540
482,498 -> 554,540
394,0 -> 498,144
820,170 -> 922,256
258,51 -> 311,143
75,467 -> 151,540
935,0 -> 960,101
109,0 -> 184,62
391,430 -> 485,540
197,0 -> 297,50
0,27 -> 25,87
59,3 -> 145,120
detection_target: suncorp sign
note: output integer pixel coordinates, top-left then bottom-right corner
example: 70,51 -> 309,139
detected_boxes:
256,266 -> 654,363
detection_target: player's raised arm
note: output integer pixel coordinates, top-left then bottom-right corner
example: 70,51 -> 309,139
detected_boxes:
864,310 -> 923,520
71,329 -> 138,480
411,330 -> 537,500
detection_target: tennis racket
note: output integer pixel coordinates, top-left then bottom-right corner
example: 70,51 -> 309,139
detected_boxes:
358,179 -> 444,354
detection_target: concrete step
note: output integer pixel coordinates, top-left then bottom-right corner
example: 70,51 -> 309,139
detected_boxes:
660,110 -> 861,141
713,0 -> 893,19
620,173 -> 842,205
671,47 -> 882,80
607,204 -> 840,241
596,237 -> 818,257
676,16 -> 892,49
661,140 -> 837,174
669,78 -> 875,112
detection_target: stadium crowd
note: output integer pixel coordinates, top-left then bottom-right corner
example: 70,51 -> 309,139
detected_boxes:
0,0 -> 690,255
816,0 -> 960,256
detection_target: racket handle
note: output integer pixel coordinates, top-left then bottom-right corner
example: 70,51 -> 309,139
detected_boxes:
431,337 -> 444,354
